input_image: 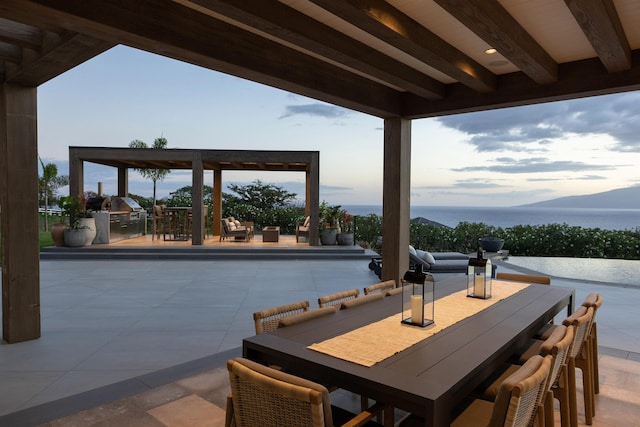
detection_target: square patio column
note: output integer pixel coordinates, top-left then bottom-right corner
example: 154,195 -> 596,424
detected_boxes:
1,83 -> 41,343
192,153 -> 204,245
382,118 -> 411,285
212,169 -> 222,236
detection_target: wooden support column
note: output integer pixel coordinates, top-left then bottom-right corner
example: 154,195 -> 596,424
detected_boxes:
191,154 -> 204,245
382,118 -> 411,285
308,152 -> 320,246
68,148 -> 84,198
117,167 -> 128,196
1,83 -> 40,343
212,169 -> 222,236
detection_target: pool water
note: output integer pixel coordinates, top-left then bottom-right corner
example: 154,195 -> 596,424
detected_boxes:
503,256 -> 640,287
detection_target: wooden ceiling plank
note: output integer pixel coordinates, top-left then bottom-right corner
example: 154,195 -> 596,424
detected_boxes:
308,0 -> 496,92
181,0 -> 444,99
0,17 -> 42,50
12,0 -> 404,118
0,41 -> 21,63
434,0 -> 558,84
563,0 -> 631,72
402,50 -> 640,119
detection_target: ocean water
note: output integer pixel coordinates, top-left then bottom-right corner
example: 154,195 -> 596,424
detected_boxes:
343,205 -> 640,231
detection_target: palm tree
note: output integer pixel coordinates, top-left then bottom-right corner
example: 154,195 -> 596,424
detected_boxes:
128,137 -> 171,206
128,137 -> 171,237
39,157 -> 69,232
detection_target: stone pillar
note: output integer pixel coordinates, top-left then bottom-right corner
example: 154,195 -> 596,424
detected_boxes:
382,118 -> 411,285
0,83 -> 41,343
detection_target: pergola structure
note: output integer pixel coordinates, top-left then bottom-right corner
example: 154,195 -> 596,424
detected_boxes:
68,146 -> 320,245
1,0 -> 639,343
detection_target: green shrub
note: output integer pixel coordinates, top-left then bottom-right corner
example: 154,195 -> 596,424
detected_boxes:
352,214 -> 640,260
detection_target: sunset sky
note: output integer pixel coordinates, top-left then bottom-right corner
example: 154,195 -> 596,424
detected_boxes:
37,46 -> 640,207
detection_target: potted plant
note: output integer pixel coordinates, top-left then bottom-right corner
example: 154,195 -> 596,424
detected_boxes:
319,201 -> 341,245
59,194 -> 96,247
337,210 -> 354,245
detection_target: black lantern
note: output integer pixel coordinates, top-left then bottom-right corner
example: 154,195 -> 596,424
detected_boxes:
401,263 -> 435,327
467,247 -> 492,299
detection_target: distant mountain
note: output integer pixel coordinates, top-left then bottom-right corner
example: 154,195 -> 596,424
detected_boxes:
519,186 -> 640,209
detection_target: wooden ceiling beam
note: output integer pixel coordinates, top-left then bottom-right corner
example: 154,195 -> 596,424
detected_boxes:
0,41 -> 21,63
3,29 -> 113,85
434,0 -> 558,84
402,50 -> 640,119
179,0 -> 444,99
7,0 -> 404,118
0,18 -> 42,50
563,0 -> 631,73
308,0 -> 496,93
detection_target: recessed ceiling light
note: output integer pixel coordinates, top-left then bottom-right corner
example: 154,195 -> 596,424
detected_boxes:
485,48 -> 497,55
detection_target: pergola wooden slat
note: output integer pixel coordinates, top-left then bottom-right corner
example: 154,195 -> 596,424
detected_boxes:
68,146 -> 320,246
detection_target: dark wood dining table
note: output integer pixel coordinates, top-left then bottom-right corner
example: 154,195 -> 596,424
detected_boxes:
243,275 -> 574,427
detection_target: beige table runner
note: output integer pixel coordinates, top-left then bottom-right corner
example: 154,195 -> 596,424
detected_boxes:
308,280 -> 529,367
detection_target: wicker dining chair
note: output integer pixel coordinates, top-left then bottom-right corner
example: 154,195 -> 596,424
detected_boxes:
563,305 -> 595,427
582,293 -> 603,396
253,300 -> 310,334
481,324 -> 575,427
340,293 -> 384,309
226,357 -> 393,427
363,280 -> 402,296
277,306 -> 338,329
451,354 -> 552,427
318,289 -> 360,308
495,272 -> 551,285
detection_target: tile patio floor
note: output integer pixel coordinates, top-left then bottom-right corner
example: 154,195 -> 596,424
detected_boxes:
1,243 -> 639,426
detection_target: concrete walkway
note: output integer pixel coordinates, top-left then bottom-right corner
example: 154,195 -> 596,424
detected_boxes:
1,256 -> 639,422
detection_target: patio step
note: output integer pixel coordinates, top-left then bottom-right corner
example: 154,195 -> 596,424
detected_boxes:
40,246 -> 375,261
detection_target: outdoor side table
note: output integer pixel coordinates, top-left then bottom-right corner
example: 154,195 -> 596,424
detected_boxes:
262,226 -> 280,242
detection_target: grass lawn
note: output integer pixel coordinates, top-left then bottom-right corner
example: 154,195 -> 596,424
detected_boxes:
39,231 -> 55,249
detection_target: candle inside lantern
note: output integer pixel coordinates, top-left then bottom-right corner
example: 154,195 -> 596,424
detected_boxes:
411,295 -> 423,324
474,274 -> 485,298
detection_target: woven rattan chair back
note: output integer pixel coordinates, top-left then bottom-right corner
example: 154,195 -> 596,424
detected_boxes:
563,306 -> 593,358
487,354 -> 552,427
363,280 -> 396,295
253,300 -> 310,334
277,306 -> 337,329
318,289 -> 359,308
227,358 -> 330,427
540,324 -> 574,388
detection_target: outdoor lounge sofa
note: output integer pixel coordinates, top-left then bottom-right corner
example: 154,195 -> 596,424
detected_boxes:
369,246 -> 497,278
220,217 -> 252,241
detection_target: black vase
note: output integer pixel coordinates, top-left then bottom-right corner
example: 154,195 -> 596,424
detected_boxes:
479,237 -> 504,252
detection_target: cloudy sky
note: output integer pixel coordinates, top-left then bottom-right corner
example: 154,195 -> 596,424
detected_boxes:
37,46 -> 640,207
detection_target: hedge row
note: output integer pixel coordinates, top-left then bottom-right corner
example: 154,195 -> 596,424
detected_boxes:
355,214 -> 640,260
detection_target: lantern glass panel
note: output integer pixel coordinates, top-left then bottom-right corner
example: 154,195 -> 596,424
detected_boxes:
401,274 -> 434,327
467,258 -> 492,299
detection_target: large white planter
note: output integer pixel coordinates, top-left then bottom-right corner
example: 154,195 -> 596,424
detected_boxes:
79,217 -> 97,245
63,218 -> 96,247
